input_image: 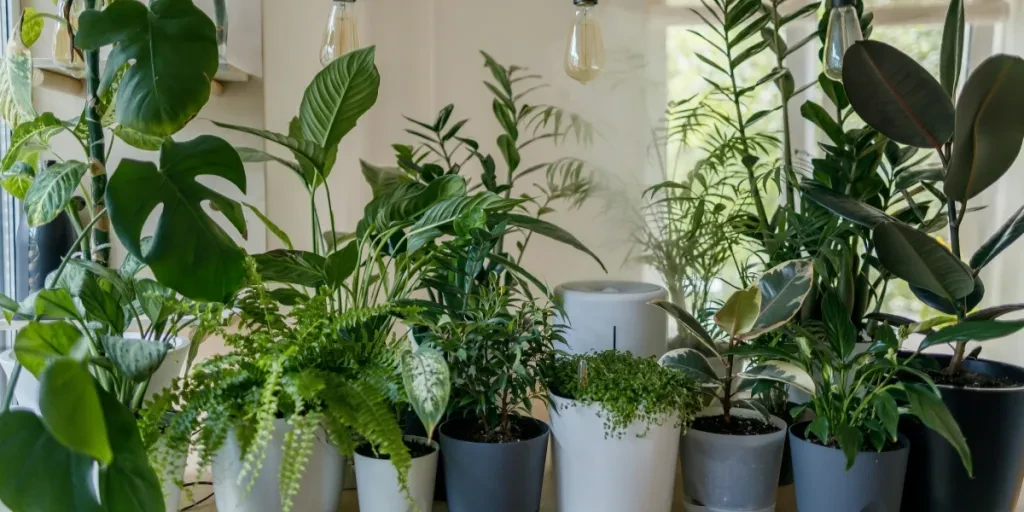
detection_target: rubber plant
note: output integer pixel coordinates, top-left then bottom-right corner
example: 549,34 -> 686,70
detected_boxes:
806,0 -> 1024,375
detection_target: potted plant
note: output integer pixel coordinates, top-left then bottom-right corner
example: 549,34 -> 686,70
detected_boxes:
547,349 -> 703,512
653,259 -> 814,512
406,277 -> 561,512
801,0 -> 1024,507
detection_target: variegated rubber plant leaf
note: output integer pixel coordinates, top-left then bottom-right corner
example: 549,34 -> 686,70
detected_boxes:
742,259 -> 815,339
739,360 -> 816,395
714,286 -> 761,339
400,343 -> 450,440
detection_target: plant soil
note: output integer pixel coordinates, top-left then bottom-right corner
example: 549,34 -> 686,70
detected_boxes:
356,438 -> 436,460
444,415 -> 545,443
692,415 -> 779,436
930,369 -> 1022,389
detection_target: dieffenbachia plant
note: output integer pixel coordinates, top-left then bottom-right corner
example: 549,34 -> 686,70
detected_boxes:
652,259 -> 815,423
803,0 -> 1024,375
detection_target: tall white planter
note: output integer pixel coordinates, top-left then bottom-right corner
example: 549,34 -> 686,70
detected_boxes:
549,393 -> 681,512
0,335 -> 190,412
212,418 -> 344,512
353,435 -> 437,512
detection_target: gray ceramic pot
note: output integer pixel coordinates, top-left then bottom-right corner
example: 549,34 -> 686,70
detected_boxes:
790,422 -> 909,512
680,408 -> 787,512
438,416 -> 549,512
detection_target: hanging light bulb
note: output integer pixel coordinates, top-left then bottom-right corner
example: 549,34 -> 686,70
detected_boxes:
822,0 -> 864,82
564,0 -> 605,84
320,0 -> 360,67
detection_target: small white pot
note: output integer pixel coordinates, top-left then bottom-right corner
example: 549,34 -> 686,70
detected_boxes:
0,335 -> 190,412
212,418 -> 344,512
549,393 -> 682,512
354,435 -> 438,512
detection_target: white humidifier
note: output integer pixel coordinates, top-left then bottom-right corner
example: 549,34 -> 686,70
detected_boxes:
554,281 -> 669,358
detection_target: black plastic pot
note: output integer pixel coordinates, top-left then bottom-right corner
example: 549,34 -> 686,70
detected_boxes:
901,355 -> 1024,512
17,211 -> 76,293
790,422 -> 909,512
438,416 -> 549,512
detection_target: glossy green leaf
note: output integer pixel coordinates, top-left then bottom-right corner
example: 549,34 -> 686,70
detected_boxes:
235,146 -> 303,179
874,392 -> 899,440
835,424 -> 864,470
802,182 -> 893,228
843,40 -> 955,149
106,136 -> 247,302
299,46 -> 380,174
966,304 -> 1024,322
405,193 -> 520,253
743,259 -> 814,339
134,278 -> 173,326
244,202 -> 293,250
0,411 -> 101,512
648,300 -> 717,354
361,160 -> 411,198
78,274 -> 126,332
101,336 -> 169,383
658,348 -> 719,383
945,55 -> 1024,201
254,250 -> 326,288
504,213 -> 607,272
214,122 -> 324,180
823,290 -> 858,359
33,288 -> 82,320
806,416 -> 830,444
20,8 -> 43,47
39,358 -> 112,465
97,388 -> 165,512
714,286 -> 762,338
14,321 -> 85,377
902,382 -> 972,476
0,161 -> 33,200
401,345 -> 450,437
325,241 -> 359,289
971,205 -> 1024,270
0,34 -> 36,128
497,134 -> 520,172
919,320 -> 1024,351
76,0 -> 219,136
910,278 -> 984,316
739,360 -> 815,395
1,113 -> 66,173
873,222 -> 974,300
24,161 -> 86,227
940,0 -> 965,96
800,101 -> 844,144
114,125 -> 165,151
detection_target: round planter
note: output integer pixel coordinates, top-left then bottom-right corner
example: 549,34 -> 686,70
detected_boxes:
0,335 -> 189,413
353,435 -> 438,512
439,416 -> 549,512
554,281 -> 668,357
549,392 -> 681,512
212,418 -> 344,512
901,355 -> 1024,512
680,407 -> 787,512
790,421 -> 909,512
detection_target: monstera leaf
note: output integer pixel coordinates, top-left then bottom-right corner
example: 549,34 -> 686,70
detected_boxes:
743,259 -> 814,339
76,0 -> 219,136
106,136 -> 247,302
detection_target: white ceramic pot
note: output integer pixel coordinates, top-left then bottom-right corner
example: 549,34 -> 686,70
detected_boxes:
0,335 -> 189,412
354,435 -> 438,512
212,418 -> 344,512
549,393 -> 682,512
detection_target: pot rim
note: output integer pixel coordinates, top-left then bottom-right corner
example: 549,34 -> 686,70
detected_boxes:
687,406 -> 787,438
789,420 -> 909,454
902,352 -> 1024,393
438,415 -> 550,445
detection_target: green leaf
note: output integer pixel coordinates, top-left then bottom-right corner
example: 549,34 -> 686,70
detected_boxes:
504,213 -> 607,272
244,202 -> 293,250
497,134 -> 520,172
106,136 -> 247,302
743,259 -> 814,339
14,321 -> 85,377
902,382 -> 972,476
0,411 -> 101,512
806,416 -> 830,444
325,241 -> 358,289
134,278 -> 173,327
34,287 -> 82,320
965,304 -> 1024,322
835,424 -> 864,470
873,222 -> 975,300
0,35 -> 36,128
21,8 -> 43,47
714,286 -> 762,338
401,345 -> 450,437
0,161 -> 34,200
940,0 -> 965,97
114,125 -> 165,151
97,388 -> 166,512
1,113 -> 67,173
945,55 -> 1024,201
801,182 -> 893,228
235,146 -> 303,178
919,320 -> 1024,351
215,122 -> 324,181
843,40 -> 955,149
800,101 -> 845,145
658,348 -> 719,383
739,360 -> 815,395
971,205 -> 1024,270
24,161 -> 86,227
874,392 -> 900,440
254,250 -> 326,288
299,46 -> 380,173
76,0 -> 219,136
648,300 -> 717,354
39,358 -> 112,465
911,278 -> 984,316
119,236 -> 153,279
823,290 -> 858,359
360,160 -> 411,198
100,335 -> 169,383
78,273 -> 126,332
405,193 -> 520,253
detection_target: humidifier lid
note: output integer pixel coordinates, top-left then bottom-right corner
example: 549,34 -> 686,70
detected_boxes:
555,281 -> 666,300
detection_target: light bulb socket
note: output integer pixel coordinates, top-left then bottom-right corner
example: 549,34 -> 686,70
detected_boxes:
830,0 -> 855,7
573,0 -> 598,5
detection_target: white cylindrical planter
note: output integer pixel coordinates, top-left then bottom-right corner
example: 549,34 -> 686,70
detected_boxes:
549,393 -> 681,512
0,336 -> 190,412
213,419 -> 344,512
158,444 -> 188,512
555,281 -> 668,357
353,435 -> 437,512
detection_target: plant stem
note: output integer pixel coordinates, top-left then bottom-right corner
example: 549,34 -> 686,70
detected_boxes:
1,363 -> 22,413
83,0 -> 109,266
722,335 -> 736,425
51,208 -> 107,286
771,0 -> 798,208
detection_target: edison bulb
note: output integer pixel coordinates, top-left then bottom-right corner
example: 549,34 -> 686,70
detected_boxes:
822,0 -> 864,82
53,0 -> 85,71
320,0 -> 360,67
564,0 -> 605,84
